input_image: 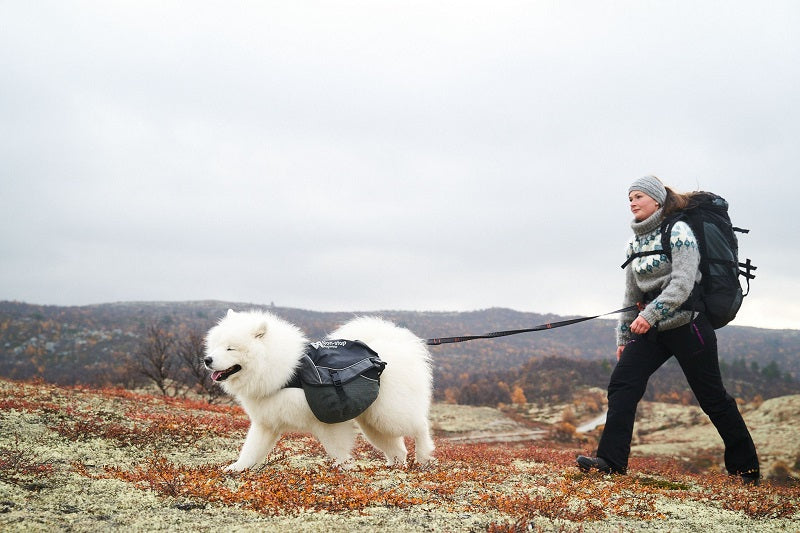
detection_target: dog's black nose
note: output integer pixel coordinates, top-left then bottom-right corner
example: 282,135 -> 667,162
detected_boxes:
203,356 -> 213,367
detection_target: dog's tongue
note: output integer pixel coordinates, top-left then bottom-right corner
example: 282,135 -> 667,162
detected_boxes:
211,370 -> 224,382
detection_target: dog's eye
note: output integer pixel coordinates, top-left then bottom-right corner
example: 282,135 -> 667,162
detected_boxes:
226,347 -> 235,351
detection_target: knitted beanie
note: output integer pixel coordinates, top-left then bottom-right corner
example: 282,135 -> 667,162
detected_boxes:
629,175 -> 667,205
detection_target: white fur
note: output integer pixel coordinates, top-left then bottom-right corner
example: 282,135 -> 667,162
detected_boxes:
204,309 -> 435,471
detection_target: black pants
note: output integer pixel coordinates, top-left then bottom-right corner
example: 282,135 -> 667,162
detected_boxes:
597,314 -> 759,476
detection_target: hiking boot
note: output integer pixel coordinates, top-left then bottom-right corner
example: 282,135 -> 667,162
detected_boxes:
576,455 -> 622,475
739,473 -> 760,486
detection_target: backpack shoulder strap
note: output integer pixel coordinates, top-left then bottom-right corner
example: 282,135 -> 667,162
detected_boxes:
659,212 -> 684,256
620,215 -> 679,269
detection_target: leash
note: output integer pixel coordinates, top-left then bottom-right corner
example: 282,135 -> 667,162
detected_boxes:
425,305 -> 640,346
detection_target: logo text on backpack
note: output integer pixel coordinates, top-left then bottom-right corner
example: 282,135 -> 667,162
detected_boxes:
310,340 -> 348,349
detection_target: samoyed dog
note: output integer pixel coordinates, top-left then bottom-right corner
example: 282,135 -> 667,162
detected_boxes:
204,309 -> 435,472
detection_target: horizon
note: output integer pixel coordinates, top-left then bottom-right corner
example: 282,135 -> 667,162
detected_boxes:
3,298 -> 796,332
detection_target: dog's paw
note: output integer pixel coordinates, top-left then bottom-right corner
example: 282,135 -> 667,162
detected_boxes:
331,457 -> 354,470
224,461 -> 251,473
414,457 -> 438,471
385,457 -> 407,469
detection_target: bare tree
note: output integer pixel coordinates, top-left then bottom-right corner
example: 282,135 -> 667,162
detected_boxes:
175,330 -> 222,403
134,323 -> 177,396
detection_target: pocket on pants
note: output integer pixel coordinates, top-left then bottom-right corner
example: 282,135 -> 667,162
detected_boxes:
687,316 -> 717,355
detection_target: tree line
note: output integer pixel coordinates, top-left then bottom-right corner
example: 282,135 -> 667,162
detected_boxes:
434,354 -> 800,407
119,322 -> 800,407
2,301 -> 798,405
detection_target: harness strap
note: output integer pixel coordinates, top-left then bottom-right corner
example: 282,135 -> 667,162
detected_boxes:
426,305 -> 639,346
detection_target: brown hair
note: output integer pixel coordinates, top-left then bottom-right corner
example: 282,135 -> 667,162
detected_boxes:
662,186 -> 700,216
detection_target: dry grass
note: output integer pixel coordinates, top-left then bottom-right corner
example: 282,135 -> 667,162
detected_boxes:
1,378 -> 798,532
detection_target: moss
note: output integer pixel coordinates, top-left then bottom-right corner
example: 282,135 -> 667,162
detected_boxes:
636,475 -> 691,491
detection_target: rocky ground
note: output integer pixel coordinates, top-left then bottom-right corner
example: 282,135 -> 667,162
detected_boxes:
514,389 -> 800,480
1,379 -> 798,532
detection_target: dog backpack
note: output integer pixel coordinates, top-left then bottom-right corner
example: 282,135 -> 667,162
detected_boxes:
289,339 -> 386,424
621,192 -> 757,329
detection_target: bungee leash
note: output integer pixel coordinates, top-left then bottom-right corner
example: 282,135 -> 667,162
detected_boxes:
425,304 -> 640,346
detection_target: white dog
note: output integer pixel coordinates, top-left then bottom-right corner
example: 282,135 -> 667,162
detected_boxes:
204,309 -> 435,471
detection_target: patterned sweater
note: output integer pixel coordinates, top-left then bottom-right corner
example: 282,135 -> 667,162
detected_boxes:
616,208 -> 702,345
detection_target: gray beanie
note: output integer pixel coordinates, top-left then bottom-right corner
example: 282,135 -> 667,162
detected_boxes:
629,175 -> 667,205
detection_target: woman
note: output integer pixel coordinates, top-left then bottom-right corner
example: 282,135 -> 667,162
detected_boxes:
576,176 -> 759,484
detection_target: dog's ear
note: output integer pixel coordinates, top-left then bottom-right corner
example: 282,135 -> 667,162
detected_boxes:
253,321 -> 267,339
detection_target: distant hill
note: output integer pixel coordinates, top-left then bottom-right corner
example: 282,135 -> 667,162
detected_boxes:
1,300 -> 798,404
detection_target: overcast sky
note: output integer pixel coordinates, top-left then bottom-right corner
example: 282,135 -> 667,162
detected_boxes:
2,2 -> 798,330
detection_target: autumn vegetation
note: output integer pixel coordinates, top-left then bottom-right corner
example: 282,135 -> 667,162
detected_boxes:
2,378 -> 799,531
2,301 -> 799,529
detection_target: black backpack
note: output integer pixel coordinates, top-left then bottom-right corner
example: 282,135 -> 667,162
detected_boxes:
285,339 -> 386,424
621,192 -> 756,329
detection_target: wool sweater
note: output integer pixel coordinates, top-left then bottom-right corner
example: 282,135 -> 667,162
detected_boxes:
616,208 -> 702,345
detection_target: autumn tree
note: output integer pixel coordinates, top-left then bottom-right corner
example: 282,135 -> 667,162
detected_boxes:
510,386 -> 527,405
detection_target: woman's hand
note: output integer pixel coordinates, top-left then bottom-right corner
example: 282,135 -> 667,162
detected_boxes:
616,345 -> 625,361
630,315 -> 652,335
